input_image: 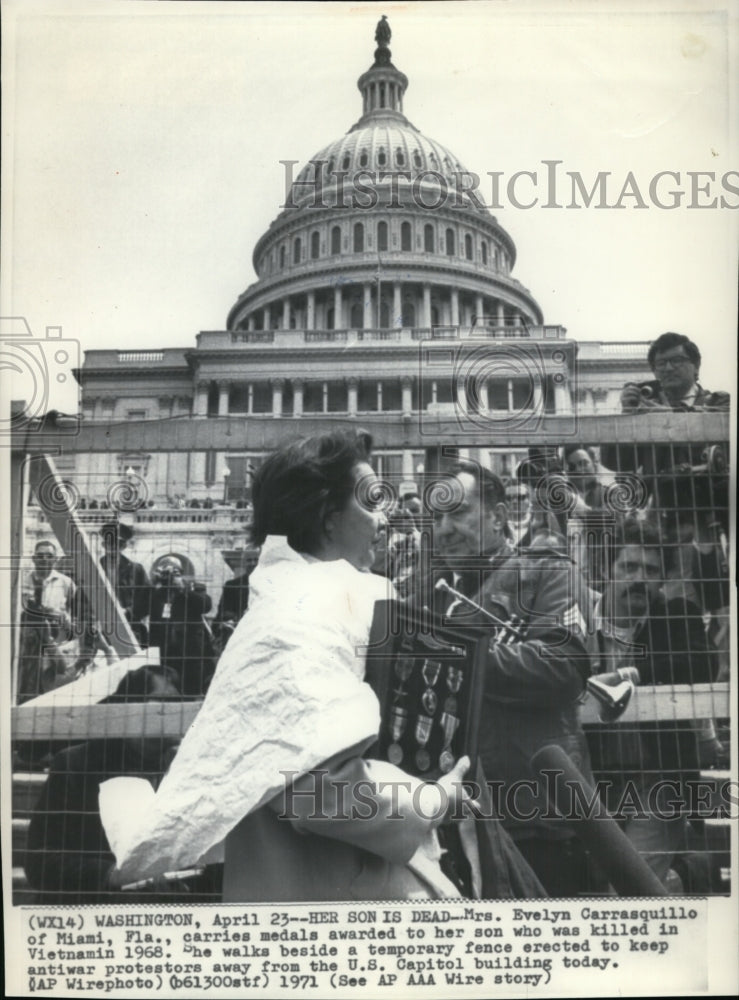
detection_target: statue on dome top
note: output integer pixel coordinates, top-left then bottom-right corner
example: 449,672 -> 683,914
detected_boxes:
375,15 -> 391,48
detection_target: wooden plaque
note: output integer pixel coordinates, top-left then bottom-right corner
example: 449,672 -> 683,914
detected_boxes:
364,600 -> 488,780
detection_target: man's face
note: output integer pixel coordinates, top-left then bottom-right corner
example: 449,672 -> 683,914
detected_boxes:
157,557 -> 183,583
609,544 -> 662,620
505,484 -> 530,523
567,449 -> 595,480
33,545 -> 56,577
436,471 -> 506,560
652,346 -> 698,399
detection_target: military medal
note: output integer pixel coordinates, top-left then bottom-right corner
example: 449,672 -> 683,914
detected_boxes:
393,656 -> 414,700
415,714 -> 433,771
439,711 -> 460,773
387,705 -> 408,764
444,665 -> 463,713
421,658 -> 441,716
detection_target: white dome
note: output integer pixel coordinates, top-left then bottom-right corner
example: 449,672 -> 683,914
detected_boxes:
288,118 -> 485,214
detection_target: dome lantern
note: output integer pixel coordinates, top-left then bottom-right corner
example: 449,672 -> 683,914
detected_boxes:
355,16 -> 409,126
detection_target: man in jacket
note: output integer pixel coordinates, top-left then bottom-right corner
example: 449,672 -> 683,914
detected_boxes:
586,519 -> 718,890
602,331 -> 730,483
18,541 -> 78,703
413,462 -> 594,896
149,556 -> 215,695
100,521 -> 152,646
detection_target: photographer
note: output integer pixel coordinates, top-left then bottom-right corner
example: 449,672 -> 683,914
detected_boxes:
602,332 -> 730,484
148,556 -> 215,696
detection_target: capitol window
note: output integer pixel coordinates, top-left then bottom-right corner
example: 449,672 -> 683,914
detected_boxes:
481,241 -> 488,265
331,226 -> 341,255
378,147 -> 387,166
311,231 -> 320,259
342,154 -> 351,170
401,221 -> 412,251
445,228 -> 455,256
360,149 -> 368,167
293,238 -> 301,264
396,148 -> 405,166
353,222 -> 364,252
465,234 -> 473,260
377,221 -> 388,252
424,224 -> 434,253
279,245 -> 286,268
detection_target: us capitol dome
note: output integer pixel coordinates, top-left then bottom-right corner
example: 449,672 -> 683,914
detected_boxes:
227,16 -> 542,334
74,16 -> 649,510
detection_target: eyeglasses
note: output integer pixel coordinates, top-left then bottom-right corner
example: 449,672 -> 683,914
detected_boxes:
653,355 -> 692,372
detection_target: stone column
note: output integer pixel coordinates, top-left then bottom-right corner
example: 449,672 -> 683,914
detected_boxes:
263,304 -> 271,330
401,375 -> 413,416
479,380 -> 490,412
553,374 -> 573,414
422,284 -> 432,327
475,293 -> 484,325
533,377 -> 544,411
194,381 -> 209,417
306,290 -> 316,331
247,315 -> 255,332
450,288 -> 460,326
217,380 -> 231,416
190,451 -> 207,488
456,376 -> 467,414
363,283 -> 372,329
292,378 -> 304,417
393,282 -> 402,328
402,450 -> 415,478
334,286 -> 343,329
272,378 -> 284,417
496,300 -> 505,326
281,298 -> 290,329
347,376 -> 359,417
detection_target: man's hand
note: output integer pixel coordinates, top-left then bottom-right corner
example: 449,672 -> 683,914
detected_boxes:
620,383 -> 672,413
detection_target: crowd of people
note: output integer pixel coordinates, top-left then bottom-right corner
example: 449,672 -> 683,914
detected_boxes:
18,332 -> 731,902
17,524 -> 219,706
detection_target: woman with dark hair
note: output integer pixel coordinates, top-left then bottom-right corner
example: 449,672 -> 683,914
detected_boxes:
101,431 -> 473,901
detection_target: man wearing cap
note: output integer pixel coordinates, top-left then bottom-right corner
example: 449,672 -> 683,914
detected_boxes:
18,541 -> 78,703
100,522 -> 152,646
410,462 -> 595,896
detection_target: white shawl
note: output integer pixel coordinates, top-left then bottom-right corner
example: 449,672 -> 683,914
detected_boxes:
101,536 -> 387,881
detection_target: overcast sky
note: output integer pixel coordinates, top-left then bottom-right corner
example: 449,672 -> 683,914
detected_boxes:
2,0 -> 737,414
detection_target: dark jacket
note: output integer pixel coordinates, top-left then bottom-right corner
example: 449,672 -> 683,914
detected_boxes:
149,586 -> 215,695
25,741 -> 220,905
602,381 -> 730,480
100,553 -> 152,643
588,596 -> 715,784
417,548 -> 594,843
215,572 -> 252,623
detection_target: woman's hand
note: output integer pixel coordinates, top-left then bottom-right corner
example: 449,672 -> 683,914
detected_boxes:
418,756 -> 479,825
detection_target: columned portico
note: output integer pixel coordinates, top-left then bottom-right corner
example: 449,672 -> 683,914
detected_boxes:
194,381 -> 209,417
217,380 -> 230,416
347,376 -> 359,416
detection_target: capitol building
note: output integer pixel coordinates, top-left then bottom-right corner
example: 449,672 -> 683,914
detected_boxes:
67,17 -> 651,516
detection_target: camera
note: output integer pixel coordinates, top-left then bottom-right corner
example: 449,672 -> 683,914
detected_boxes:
0,317 -> 80,436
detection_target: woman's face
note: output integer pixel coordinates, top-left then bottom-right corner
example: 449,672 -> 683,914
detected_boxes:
325,461 -> 386,571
